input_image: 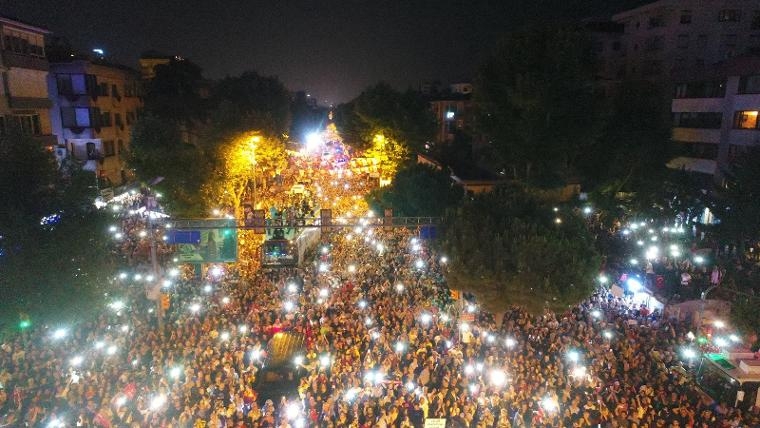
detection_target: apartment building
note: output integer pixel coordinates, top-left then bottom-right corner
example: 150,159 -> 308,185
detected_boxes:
428,82 -> 473,144
599,0 -> 760,81
670,56 -> 760,179
0,16 -> 55,145
48,58 -> 142,186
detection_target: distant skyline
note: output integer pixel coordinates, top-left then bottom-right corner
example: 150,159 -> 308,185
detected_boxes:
1,0 -> 650,104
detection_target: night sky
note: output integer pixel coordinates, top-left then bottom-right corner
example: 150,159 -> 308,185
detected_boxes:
1,0 -> 649,104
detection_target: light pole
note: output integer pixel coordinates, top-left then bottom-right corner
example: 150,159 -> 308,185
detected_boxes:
697,285 -> 718,331
249,136 -> 261,208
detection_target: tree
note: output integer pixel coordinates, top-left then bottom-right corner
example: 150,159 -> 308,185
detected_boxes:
442,183 -> 600,311
144,58 -> 207,123
210,71 -> 291,137
474,25 -> 600,185
203,132 -> 287,217
366,163 -> 463,217
128,114 -> 210,216
583,80 -> 673,194
335,82 -> 435,153
714,147 -> 760,248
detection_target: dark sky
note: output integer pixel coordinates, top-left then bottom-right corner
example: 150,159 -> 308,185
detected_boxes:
1,0 -> 649,104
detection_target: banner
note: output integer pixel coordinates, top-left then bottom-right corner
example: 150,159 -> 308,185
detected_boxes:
172,219 -> 237,263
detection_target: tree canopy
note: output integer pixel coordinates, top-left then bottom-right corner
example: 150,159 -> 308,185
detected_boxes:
335,82 -> 435,153
442,183 -> 600,311
475,25 -> 600,185
714,147 -> 760,245
144,58 -> 207,123
366,163 -> 463,217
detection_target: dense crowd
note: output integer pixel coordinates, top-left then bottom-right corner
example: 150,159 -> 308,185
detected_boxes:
2,148 -> 760,428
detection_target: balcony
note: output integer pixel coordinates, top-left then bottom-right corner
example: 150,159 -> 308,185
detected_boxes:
2,51 -> 48,71
672,128 -> 721,144
8,96 -> 51,109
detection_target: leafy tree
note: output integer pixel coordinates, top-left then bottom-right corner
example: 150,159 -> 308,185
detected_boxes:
128,114 -> 209,216
442,183 -> 600,311
583,80 -> 673,194
366,163 -> 463,217
203,132 -> 287,217
713,147 -> 760,248
145,58 -> 207,123
210,71 -> 291,137
335,82 -> 435,153
474,25 -> 600,185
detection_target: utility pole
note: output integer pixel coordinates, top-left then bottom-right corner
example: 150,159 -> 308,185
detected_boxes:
697,285 -> 718,332
147,195 -> 164,331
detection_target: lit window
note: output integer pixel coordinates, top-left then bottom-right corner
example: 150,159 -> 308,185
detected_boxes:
735,111 -> 759,129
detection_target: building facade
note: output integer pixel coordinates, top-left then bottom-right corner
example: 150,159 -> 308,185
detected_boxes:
670,56 -> 760,179
48,59 -> 142,186
606,0 -> 760,81
429,82 -> 473,144
0,16 -> 55,145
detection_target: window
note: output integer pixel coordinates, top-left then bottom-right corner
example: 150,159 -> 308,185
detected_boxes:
126,111 -> 134,125
642,60 -> 663,77
644,36 -> 664,51
750,34 -> 760,51
98,82 -> 109,96
0,115 -> 5,135
718,9 -> 741,22
674,81 -> 726,98
100,111 -> 112,127
112,84 -> 120,99
11,114 -> 41,135
680,10 -> 692,24
103,140 -> 115,157
56,74 -> 97,96
753,11 -> 760,29
735,111 -> 759,129
2,30 -> 44,57
117,140 -> 125,154
740,75 -> 760,93
114,113 -> 123,127
677,34 -> 689,49
697,34 -> 708,49
673,112 -> 722,129
61,107 -> 100,128
612,41 -> 621,51
648,16 -> 664,28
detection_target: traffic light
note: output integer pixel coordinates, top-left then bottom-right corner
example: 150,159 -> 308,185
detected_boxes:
161,294 -> 170,311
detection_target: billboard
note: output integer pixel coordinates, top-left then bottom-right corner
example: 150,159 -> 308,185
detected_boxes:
170,219 -> 237,262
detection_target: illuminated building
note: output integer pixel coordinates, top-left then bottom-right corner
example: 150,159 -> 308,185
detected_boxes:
0,15 -> 56,146
669,55 -> 760,181
48,56 -> 143,185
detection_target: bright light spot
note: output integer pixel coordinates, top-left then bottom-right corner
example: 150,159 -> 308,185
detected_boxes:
114,232 -> 123,240
567,350 -> 579,363
505,337 -> 516,348
376,243 -> 384,252
626,277 -> 642,291
145,275 -> 154,282
251,349 -> 261,360
650,236 -> 658,242
603,331 -> 613,340
116,395 -> 127,407
371,331 -> 380,340
630,258 -> 638,265
467,304 -> 477,313
464,365 -> 474,375
70,355 -> 83,366
420,313 -> 432,325
554,217 -> 562,224
396,283 -> 404,293
460,322 -> 470,332
583,206 -> 592,214
221,296 -> 231,305
406,381 -> 415,391
169,268 -> 180,277
150,394 -> 166,411
553,207 -> 559,212
305,132 -> 322,151
239,325 -> 247,333
319,288 -> 329,298
318,263 -> 328,272
395,342 -> 406,353
94,341 -> 105,350
687,331 -> 695,341
203,285 -> 212,293
636,240 -> 644,246
220,332 -> 230,341
284,301 -> 295,312
694,256 -> 705,264
440,314 -> 449,322
645,246 -> 659,260
714,337 -> 728,347
139,230 -> 147,238
162,279 -> 172,288
294,355 -> 304,366
415,259 -> 425,269
319,354 -> 331,367
364,317 -> 373,326
591,310 -> 602,319
52,328 -> 68,340
598,275 -> 608,284
714,320 -> 725,329
106,345 -> 118,355
110,300 -> 125,311
286,403 -> 301,420
572,366 -> 587,378
119,272 -> 128,279
348,264 -> 356,273
210,266 -> 223,277
189,303 -> 201,313
489,369 -> 507,387
212,209 -> 221,216
440,256 -> 448,264
170,366 -> 182,379
321,246 -> 329,255
541,396 -> 558,412
109,225 -> 117,233
120,325 -> 129,333
681,348 -> 697,360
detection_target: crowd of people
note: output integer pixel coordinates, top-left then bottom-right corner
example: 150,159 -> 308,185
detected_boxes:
2,146 -> 760,428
